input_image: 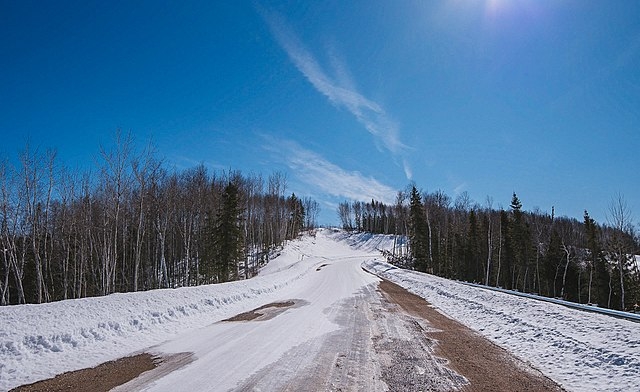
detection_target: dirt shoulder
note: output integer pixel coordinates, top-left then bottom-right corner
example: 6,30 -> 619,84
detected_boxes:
11,353 -> 157,392
379,279 -> 565,392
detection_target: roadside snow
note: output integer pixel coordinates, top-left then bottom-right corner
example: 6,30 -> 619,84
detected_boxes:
0,234 -> 321,391
363,259 -> 640,392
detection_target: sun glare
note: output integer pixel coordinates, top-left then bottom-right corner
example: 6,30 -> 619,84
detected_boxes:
447,0 -> 515,19
485,0 -> 510,17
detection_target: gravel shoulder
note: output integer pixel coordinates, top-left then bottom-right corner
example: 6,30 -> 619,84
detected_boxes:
379,279 -> 565,392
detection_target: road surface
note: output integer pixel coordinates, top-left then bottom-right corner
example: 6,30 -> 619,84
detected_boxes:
14,232 -> 562,392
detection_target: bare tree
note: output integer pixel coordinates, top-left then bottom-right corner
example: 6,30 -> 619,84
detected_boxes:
607,193 -> 634,310
20,145 -> 57,303
131,141 -> 159,291
98,131 -> 133,294
302,197 -> 320,230
337,202 -> 353,230
0,159 -> 14,304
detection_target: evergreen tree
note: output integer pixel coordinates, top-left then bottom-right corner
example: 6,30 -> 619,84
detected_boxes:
508,193 -> 533,291
509,194 -> 524,283
409,186 -> 429,272
213,182 -> 245,282
287,193 -> 305,238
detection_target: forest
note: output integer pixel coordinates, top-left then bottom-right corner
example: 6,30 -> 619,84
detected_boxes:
338,186 -> 640,311
0,134 -> 319,305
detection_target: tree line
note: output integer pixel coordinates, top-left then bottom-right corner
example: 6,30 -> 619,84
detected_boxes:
0,134 -> 319,305
338,186 -> 640,311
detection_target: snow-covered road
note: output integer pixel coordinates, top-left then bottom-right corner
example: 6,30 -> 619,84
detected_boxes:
121,234 -> 386,391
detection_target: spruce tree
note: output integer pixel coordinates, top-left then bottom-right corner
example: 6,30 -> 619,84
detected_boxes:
287,193 -> 305,238
508,193 -> 533,291
213,182 -> 245,282
409,186 -> 429,272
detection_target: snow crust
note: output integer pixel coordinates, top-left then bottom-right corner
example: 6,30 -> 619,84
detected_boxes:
363,258 -> 640,392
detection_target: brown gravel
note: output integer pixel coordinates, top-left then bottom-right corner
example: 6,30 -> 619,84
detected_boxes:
379,279 -> 565,392
10,353 -> 158,392
222,300 -> 296,321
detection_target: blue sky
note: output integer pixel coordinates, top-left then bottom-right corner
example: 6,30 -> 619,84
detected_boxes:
1,0 -> 639,225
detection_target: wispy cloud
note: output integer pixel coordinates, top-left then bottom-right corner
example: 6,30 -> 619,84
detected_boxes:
261,9 -> 411,178
265,137 -> 397,205
453,182 -> 468,196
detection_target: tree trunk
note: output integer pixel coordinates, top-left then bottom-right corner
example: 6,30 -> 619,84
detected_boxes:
618,250 -> 626,310
560,245 -> 571,299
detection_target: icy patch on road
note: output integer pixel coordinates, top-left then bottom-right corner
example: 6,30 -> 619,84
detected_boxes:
363,259 -> 640,392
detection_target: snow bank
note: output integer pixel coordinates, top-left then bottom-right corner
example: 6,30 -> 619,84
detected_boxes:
0,235 -> 317,391
363,259 -> 640,392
